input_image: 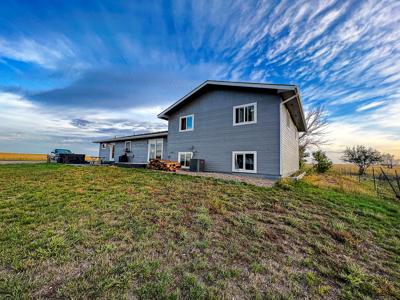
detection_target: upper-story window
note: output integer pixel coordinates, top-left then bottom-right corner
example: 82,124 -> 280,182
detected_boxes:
233,102 -> 257,126
179,114 -> 194,132
101,143 -> 107,149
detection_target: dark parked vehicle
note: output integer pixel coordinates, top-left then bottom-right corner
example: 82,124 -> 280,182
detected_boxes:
48,149 -> 86,164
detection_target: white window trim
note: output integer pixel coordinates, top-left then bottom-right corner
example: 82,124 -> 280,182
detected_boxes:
101,143 -> 107,149
147,138 -> 164,161
179,114 -> 194,132
109,143 -> 115,161
232,151 -> 257,173
233,102 -> 257,126
178,152 -> 193,169
125,141 -> 131,152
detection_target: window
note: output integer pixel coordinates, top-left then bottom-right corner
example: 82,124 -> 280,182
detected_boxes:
286,110 -> 291,129
178,152 -> 193,169
55,149 -> 72,154
125,141 -> 131,152
101,143 -> 107,149
148,139 -> 163,160
232,151 -> 257,173
233,102 -> 257,125
179,115 -> 194,132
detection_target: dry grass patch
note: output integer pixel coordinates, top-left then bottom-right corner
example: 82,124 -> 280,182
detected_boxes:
304,173 -> 377,197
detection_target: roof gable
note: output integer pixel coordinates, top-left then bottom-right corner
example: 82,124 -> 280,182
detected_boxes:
157,80 -> 307,132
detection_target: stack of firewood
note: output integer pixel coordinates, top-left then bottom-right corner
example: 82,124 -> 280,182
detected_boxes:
148,159 -> 181,172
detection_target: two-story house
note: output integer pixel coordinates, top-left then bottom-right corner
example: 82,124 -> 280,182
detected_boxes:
95,80 -> 306,178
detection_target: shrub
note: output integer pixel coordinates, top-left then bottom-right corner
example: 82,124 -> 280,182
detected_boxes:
342,145 -> 382,175
312,150 -> 332,173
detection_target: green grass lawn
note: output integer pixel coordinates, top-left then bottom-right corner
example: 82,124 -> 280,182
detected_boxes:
0,164 -> 399,299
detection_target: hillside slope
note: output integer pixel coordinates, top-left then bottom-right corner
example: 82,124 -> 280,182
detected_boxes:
0,164 -> 399,299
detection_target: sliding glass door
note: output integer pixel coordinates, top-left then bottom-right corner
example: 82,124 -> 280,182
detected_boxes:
148,139 -> 163,160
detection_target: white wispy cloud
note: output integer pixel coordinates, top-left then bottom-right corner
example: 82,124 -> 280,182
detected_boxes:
0,35 -> 77,69
356,101 -> 385,112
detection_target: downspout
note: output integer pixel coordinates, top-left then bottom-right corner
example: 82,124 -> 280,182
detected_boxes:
281,94 -> 297,105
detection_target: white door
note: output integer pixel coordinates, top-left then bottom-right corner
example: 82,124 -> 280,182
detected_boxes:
109,143 -> 115,161
148,139 -> 163,161
178,152 -> 193,169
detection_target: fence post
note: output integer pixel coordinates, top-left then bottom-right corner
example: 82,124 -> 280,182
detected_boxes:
380,167 -> 400,199
395,170 -> 400,192
372,168 -> 376,192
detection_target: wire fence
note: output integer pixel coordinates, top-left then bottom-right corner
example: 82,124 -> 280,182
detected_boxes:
333,166 -> 400,200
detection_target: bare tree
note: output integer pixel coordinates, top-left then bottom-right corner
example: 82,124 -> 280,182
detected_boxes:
299,106 -> 329,167
381,153 -> 396,169
342,145 -> 382,175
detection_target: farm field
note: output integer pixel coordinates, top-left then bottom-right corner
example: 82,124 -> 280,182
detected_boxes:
0,164 -> 399,299
0,152 -> 98,162
0,152 -> 47,161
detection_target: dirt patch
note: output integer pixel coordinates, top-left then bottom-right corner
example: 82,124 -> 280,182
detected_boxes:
176,170 -> 275,187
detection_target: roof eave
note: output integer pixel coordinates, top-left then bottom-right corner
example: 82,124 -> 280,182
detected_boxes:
294,87 -> 307,132
279,87 -> 307,132
93,131 -> 168,143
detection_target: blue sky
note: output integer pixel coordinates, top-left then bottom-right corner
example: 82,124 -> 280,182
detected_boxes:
0,0 -> 399,160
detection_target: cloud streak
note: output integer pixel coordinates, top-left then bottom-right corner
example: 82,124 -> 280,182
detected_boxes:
356,101 -> 386,112
0,35 -> 77,69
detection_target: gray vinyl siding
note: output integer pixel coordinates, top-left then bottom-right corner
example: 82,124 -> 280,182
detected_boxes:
99,143 -> 110,161
99,138 -> 168,163
162,137 -> 168,159
280,105 -> 299,176
119,140 -> 147,163
166,88 -> 281,177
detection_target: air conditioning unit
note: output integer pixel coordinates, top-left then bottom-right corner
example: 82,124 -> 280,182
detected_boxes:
189,159 -> 205,172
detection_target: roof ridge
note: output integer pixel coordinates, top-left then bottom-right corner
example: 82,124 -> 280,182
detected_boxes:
205,79 -> 297,87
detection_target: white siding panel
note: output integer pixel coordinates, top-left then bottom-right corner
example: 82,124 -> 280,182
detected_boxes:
280,105 -> 300,176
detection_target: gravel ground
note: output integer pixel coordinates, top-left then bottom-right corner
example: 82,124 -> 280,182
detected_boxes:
176,170 -> 275,187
